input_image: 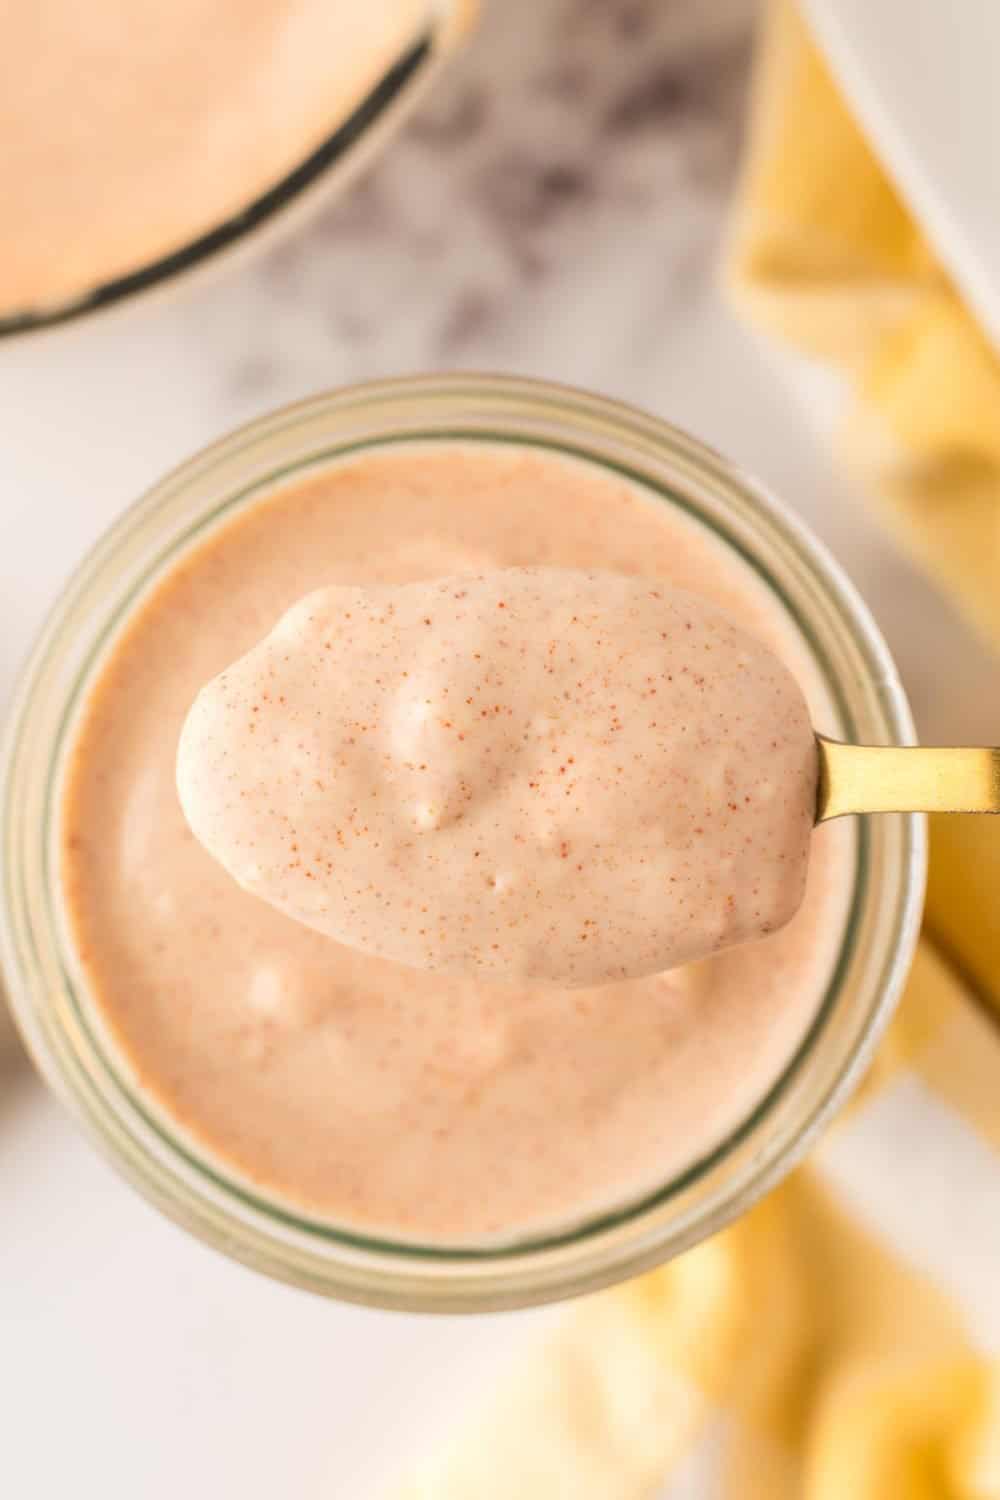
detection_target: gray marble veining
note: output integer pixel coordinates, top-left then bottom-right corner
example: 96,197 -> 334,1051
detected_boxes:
193,0 -> 758,411
1,7 -> 999,1497
2,0 -> 996,746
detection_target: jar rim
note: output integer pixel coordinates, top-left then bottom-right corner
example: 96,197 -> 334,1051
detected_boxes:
0,374 -> 926,1310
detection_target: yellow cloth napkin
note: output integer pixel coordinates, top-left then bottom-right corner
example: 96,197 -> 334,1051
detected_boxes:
727,0 -> 1000,1008
394,5 -> 1000,1494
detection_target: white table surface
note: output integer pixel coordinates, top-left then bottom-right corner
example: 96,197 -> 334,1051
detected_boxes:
2,2 -> 997,1495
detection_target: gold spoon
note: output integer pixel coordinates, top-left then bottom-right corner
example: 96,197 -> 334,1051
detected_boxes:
817,737 -> 1000,820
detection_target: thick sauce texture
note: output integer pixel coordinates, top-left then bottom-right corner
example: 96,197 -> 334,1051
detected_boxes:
61,444 -> 852,1242
178,569 -> 816,985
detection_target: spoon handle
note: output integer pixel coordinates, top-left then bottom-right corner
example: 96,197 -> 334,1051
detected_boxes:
816,736 -> 1000,822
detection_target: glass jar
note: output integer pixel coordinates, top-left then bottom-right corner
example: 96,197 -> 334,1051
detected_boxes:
1,3 -> 473,337
0,375 -> 925,1310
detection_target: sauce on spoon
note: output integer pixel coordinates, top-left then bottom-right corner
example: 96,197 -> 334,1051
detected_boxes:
178,567 -> 816,986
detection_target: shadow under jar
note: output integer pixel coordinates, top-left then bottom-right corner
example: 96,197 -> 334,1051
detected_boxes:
0,376 -> 925,1310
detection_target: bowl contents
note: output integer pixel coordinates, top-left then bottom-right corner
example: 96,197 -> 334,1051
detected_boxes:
1,0 -> 442,320
178,568 -> 817,986
60,442 -> 852,1242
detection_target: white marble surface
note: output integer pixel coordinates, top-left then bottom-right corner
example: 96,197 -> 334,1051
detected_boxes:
1,1 -> 997,1496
